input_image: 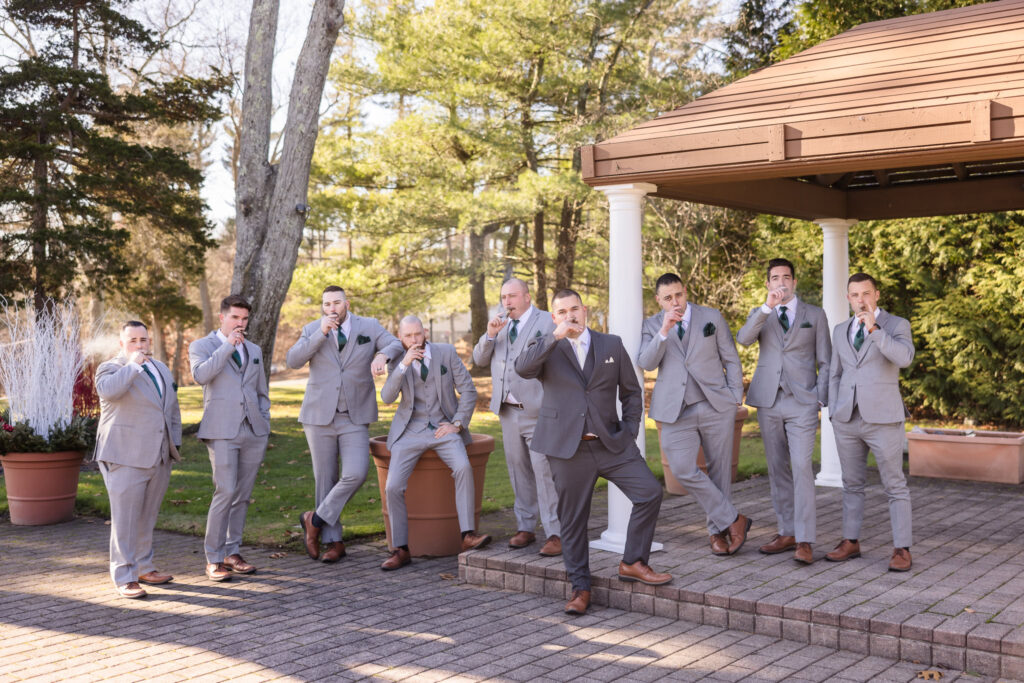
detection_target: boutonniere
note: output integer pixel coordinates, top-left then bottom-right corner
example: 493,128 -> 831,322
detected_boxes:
800,321 -> 812,329
441,364 -> 448,375
703,322 -> 716,337
535,330 -> 542,338
357,335 -> 371,344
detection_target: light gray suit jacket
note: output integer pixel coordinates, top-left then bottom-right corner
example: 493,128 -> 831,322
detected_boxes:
638,304 -> 743,422
828,309 -> 915,424
286,314 -> 403,426
381,343 -> 477,450
736,301 -> 831,408
189,332 -> 271,440
471,305 -> 554,417
94,356 -> 182,467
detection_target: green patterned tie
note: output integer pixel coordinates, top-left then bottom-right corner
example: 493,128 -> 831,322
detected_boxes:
142,364 -> 162,398
509,319 -> 519,344
337,329 -> 347,352
676,321 -> 685,340
853,321 -> 866,351
420,361 -> 428,381
779,305 -> 790,332
231,349 -> 242,367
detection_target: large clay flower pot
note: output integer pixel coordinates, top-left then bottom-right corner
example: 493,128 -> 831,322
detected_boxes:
370,434 -> 493,557
908,428 -> 1024,483
658,406 -> 748,495
0,450 -> 85,525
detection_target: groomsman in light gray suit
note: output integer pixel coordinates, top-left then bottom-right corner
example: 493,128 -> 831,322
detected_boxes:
517,289 -> 670,617
379,316 -> 490,571
472,278 -> 561,556
737,259 -> 831,564
189,295 -> 271,582
95,321 -> 181,599
638,273 -> 751,557
290,286 -> 404,563
825,273 -> 915,572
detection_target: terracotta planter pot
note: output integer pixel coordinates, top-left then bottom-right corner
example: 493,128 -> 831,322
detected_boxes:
657,406 -> 748,495
370,434 -> 493,557
0,450 -> 85,525
907,428 -> 1024,484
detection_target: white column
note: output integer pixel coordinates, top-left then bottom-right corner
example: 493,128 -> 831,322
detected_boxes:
815,218 -> 857,487
590,183 -> 662,554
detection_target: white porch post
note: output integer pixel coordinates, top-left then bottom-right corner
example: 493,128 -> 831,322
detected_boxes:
815,218 -> 857,487
590,182 -> 662,554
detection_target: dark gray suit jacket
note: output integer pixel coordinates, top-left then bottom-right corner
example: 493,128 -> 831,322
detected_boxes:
515,329 -> 642,460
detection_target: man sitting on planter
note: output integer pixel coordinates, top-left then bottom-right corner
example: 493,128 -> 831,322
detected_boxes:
379,316 -> 490,570
95,321 -> 181,599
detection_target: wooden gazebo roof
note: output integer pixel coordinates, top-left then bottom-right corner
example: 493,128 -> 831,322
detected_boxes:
581,0 -> 1024,220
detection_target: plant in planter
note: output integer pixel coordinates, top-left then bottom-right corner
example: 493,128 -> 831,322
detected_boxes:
0,298 -> 97,525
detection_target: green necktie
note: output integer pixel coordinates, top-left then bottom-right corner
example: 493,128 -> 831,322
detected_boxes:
509,319 -> 519,344
142,364 -> 162,398
779,305 -> 790,332
676,321 -> 685,340
420,361 -> 428,381
231,349 -> 242,367
853,321 -> 866,351
337,329 -> 347,352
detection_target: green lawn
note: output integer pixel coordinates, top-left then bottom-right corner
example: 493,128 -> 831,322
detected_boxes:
1,380 -> 785,552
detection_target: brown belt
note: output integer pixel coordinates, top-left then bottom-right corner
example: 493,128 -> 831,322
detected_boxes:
581,434 -> 598,441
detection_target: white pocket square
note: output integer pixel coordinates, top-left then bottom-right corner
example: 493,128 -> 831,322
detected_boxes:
604,356 -> 615,364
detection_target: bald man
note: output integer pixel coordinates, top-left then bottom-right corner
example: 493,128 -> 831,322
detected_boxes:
379,316 -> 490,570
473,278 -> 560,556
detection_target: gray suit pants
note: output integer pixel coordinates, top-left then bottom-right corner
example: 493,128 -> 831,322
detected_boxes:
547,440 -> 662,592
100,454 -> 172,586
661,400 -> 737,534
758,391 -> 819,542
385,430 -> 474,548
204,420 -> 268,563
499,403 -> 560,538
304,412 -> 370,544
832,408 -> 912,548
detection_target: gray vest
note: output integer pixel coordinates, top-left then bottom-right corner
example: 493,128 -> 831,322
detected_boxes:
335,331 -> 351,415
410,364 -> 445,430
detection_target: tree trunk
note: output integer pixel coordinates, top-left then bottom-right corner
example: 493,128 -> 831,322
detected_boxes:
532,210 -> 548,310
553,198 -> 579,291
468,229 -> 489,349
31,129 -> 49,311
232,0 -> 345,379
503,222 -> 520,281
151,312 -> 167,363
198,270 -> 214,332
172,316 -> 186,386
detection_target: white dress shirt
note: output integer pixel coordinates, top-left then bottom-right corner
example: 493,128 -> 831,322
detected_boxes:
761,296 -> 799,325
850,308 -> 880,345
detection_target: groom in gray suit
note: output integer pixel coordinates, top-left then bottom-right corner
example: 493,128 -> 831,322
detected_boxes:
472,278 -> 560,556
289,286 -> 403,563
638,273 -> 750,556
737,259 -> 831,564
189,295 -> 271,581
95,321 -> 181,599
517,289 -> 671,616
379,316 -> 490,571
826,273 -> 915,572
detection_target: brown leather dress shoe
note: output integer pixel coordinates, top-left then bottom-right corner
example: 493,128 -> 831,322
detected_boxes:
298,511 -> 321,560
825,539 -> 861,562
759,534 -> 796,555
727,514 -> 752,555
617,560 -> 672,586
206,563 -> 232,582
710,533 -> 729,556
889,548 -> 912,572
794,542 -> 814,565
137,571 -> 173,585
381,548 -> 411,571
564,589 -> 591,615
223,554 -> 256,574
461,532 -> 492,551
539,535 -> 562,556
117,582 -> 147,599
509,531 -> 536,549
321,542 -> 346,563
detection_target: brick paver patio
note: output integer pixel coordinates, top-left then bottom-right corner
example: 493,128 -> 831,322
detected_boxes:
463,472 -> 1024,680
0,483 -> 992,682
